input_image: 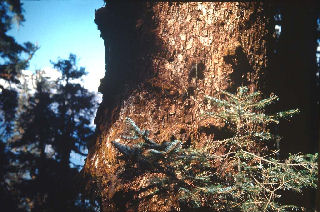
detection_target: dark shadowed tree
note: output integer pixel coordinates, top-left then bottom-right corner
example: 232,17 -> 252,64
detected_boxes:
51,54 -> 96,169
0,1 -> 36,211
0,0 -> 37,138
9,67 -> 98,211
9,73 -> 58,211
0,140 -> 23,211
46,54 -> 98,211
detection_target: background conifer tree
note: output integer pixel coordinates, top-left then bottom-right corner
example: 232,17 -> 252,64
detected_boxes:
0,1 -> 37,210
6,55 -> 98,211
51,54 -> 96,169
9,72 -> 58,211
0,0 -> 37,138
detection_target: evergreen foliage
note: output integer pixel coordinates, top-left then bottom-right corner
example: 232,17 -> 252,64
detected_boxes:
0,1 -> 37,210
6,55 -> 98,211
112,86 -> 318,211
0,0 -> 37,137
51,54 -> 97,169
8,73 -> 58,211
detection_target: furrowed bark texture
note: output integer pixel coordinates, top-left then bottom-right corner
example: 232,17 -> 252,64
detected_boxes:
82,2 -> 269,211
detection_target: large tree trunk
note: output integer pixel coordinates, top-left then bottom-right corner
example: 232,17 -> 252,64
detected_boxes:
83,2 -> 268,211
82,1 -> 317,211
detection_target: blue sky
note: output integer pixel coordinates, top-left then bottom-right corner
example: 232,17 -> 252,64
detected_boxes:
9,0 -> 105,92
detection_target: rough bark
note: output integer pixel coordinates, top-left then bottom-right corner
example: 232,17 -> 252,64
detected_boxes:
82,1 -> 318,211
83,2 -> 269,211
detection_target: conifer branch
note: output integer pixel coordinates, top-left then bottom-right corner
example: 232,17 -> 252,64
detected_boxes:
111,86 -> 317,211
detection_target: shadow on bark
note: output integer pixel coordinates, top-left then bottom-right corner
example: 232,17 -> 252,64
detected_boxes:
223,46 -> 255,92
94,1 -> 166,135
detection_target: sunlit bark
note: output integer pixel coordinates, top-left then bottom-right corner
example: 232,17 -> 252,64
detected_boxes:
84,2 -> 269,211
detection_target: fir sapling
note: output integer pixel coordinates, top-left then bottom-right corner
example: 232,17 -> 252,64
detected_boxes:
111,86 -> 318,211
